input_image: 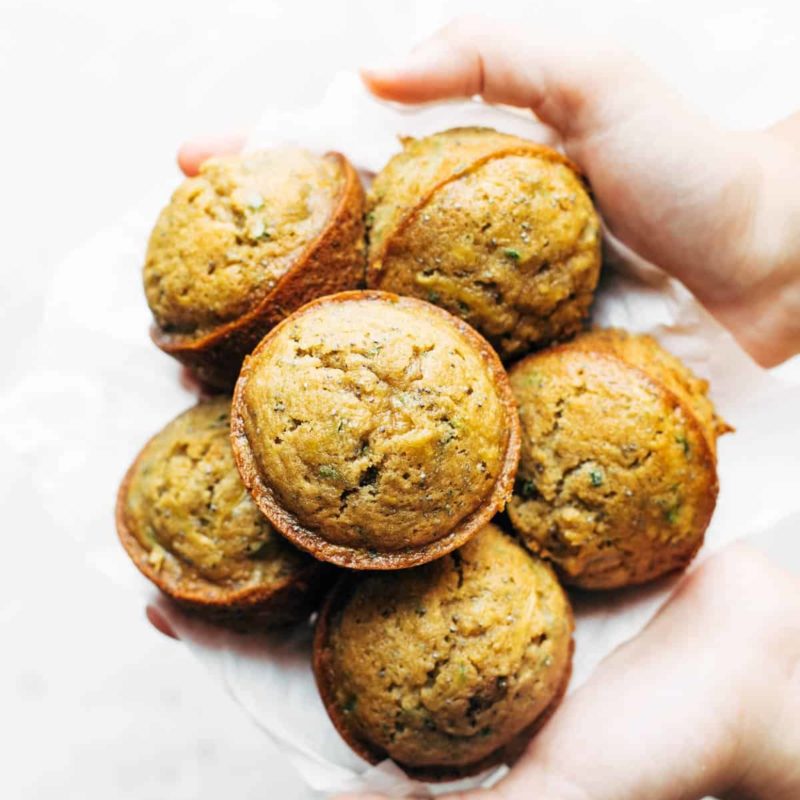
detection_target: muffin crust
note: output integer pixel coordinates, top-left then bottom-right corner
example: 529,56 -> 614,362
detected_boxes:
231,291 -> 521,569
314,523 -> 573,780
507,330 -> 728,589
116,398 -> 328,626
144,148 -> 366,388
367,128 -> 601,358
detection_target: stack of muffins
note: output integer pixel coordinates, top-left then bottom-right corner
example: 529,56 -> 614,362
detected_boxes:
116,128 -> 729,779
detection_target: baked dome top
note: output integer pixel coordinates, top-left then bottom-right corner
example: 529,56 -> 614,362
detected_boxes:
231,291 -> 520,567
124,397 -> 309,588
507,330 -> 724,589
144,148 -> 345,335
367,127 -> 601,358
315,523 -> 573,775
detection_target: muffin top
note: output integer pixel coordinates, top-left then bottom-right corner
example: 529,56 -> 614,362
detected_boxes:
367,127 -> 601,358
123,398 -> 311,590
144,148 -> 345,335
231,291 -> 520,567
315,523 -> 573,776
507,330 -> 723,588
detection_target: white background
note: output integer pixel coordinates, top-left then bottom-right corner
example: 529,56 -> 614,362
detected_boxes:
1,1 -> 799,798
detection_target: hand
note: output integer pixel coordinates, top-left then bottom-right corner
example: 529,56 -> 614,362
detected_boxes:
157,25 -> 800,799
173,22 -> 800,366
335,543 -> 800,800
361,17 -> 800,367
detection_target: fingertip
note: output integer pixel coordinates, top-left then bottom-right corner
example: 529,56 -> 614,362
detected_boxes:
359,65 -> 417,103
176,133 -> 246,176
359,66 -> 393,99
146,605 -> 179,640
176,142 -> 202,177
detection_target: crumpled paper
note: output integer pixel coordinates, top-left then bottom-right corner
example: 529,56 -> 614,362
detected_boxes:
10,71 -> 799,798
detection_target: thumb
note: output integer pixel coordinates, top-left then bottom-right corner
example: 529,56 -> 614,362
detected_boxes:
359,12 -> 760,344
361,15 -> 651,140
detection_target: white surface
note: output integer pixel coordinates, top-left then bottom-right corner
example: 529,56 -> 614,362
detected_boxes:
2,2 -> 799,799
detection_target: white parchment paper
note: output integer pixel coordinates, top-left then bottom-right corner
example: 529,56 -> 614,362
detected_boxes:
8,72 -> 799,798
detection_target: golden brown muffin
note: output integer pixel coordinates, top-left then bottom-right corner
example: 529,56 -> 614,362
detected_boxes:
116,397 -> 329,627
366,127 -> 601,359
313,523 -> 574,780
144,148 -> 366,389
231,291 -> 521,569
507,329 -> 730,589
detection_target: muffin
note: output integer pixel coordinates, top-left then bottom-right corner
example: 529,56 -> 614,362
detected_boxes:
507,329 -> 731,589
313,523 -> 574,780
231,291 -> 521,569
116,397 -> 329,627
366,127 -> 601,359
144,147 -> 366,389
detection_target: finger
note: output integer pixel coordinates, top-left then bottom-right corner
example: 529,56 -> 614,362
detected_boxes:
361,15 -> 647,138
146,605 -> 178,639
360,17 -> 542,107
177,132 -> 246,176
179,366 -> 206,395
